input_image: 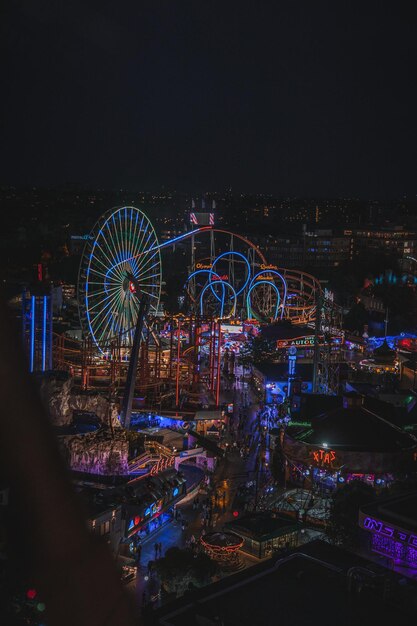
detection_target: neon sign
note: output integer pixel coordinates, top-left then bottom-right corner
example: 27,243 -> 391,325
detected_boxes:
196,262 -> 212,270
128,515 -> 142,532
190,212 -> 214,225
152,502 -> 162,515
150,456 -> 175,475
255,274 -> 274,281
371,534 -> 417,566
363,516 -> 417,547
363,517 -> 394,537
311,448 -> 336,466
277,336 -> 316,349
260,263 -> 278,270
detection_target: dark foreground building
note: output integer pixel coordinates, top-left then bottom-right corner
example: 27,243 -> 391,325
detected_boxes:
149,540 -> 417,626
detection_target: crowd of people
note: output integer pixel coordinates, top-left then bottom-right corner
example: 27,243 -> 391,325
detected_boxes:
255,403 -> 291,430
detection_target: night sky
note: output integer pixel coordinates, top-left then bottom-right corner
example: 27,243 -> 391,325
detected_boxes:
2,1 -> 417,198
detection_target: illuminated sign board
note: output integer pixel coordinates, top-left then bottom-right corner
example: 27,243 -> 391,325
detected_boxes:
361,516 -> 417,547
277,336 -> 316,349
310,448 -> 337,466
260,264 -> 278,270
277,335 -> 343,349
221,324 -> 243,333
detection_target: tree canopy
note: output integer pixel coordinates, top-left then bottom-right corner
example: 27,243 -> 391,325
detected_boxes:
327,480 -> 377,547
154,547 -> 217,597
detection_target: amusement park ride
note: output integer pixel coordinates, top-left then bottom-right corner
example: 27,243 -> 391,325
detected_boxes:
49,206 -> 342,413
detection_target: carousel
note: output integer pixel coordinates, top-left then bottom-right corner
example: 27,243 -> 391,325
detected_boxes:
359,339 -> 398,374
200,531 -> 244,570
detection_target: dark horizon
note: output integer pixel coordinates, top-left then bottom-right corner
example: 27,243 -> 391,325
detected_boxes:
2,2 -> 417,200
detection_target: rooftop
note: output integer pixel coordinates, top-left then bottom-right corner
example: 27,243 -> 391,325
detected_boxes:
298,391 -> 417,430
373,339 -> 396,363
362,493 -> 417,531
290,397 -> 417,452
225,512 -> 300,540
152,540 -> 416,625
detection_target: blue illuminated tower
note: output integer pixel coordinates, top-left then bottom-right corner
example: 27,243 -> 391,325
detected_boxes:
287,345 -> 297,397
22,288 -> 53,373
287,345 -> 303,413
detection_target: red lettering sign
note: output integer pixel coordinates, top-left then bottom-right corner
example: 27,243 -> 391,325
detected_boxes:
311,448 -> 337,466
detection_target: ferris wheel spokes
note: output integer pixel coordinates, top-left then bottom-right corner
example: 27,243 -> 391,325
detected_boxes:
78,206 -> 162,352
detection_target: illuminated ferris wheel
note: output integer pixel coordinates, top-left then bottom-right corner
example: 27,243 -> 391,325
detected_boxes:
78,206 -> 162,352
